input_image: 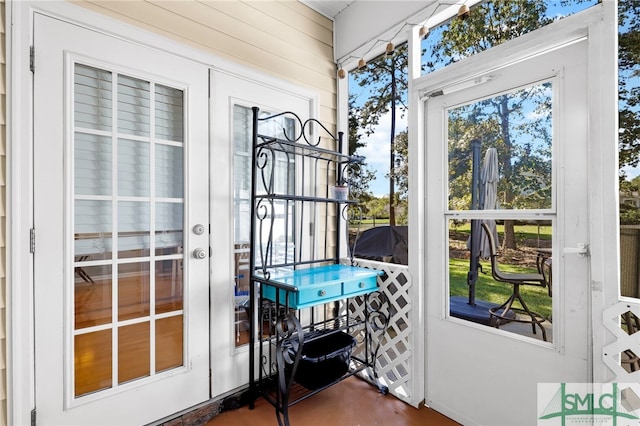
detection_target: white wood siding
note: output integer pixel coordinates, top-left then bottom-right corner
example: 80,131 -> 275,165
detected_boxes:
75,0 -> 337,128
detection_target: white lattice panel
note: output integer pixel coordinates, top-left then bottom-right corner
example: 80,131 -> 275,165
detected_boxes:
602,300 -> 640,382
342,259 -> 416,406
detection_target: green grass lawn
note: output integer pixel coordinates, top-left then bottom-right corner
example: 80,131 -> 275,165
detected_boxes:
451,222 -> 552,243
449,258 -> 552,319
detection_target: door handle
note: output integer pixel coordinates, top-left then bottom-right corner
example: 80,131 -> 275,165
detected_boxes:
193,248 -> 208,259
563,243 -> 590,257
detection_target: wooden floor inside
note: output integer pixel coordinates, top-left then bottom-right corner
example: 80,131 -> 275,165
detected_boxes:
205,376 -> 459,426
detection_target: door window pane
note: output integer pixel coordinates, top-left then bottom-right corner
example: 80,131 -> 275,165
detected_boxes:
118,138 -> 150,197
118,262 -> 150,321
156,315 -> 183,372
117,75 -> 150,137
74,264 -> 112,328
447,81 -> 553,212
446,81 -> 554,342
72,62 -> 186,398
74,133 -> 112,196
449,218 -> 553,342
232,105 -> 296,346
156,144 -> 184,198
74,64 -> 112,131
118,322 -> 151,383
75,330 -> 112,397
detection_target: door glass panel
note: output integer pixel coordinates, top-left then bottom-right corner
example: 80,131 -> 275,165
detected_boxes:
75,330 -> 112,396
74,264 -> 112,328
156,144 -> 184,198
446,80 -> 554,342
156,259 -> 183,313
74,64 -> 112,131
118,201 -> 150,258
118,262 -> 150,321
118,139 -> 150,197
118,322 -> 151,383
232,105 -> 296,347
72,62 -> 186,398
117,75 -> 150,137
448,218 -> 553,341
447,81 -> 553,212
74,133 -> 112,196
156,315 -> 184,372
75,200 -> 112,261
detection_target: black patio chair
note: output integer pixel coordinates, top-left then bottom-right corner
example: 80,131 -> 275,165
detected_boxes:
481,222 -> 550,341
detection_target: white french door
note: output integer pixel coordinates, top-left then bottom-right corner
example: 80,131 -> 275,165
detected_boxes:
209,71 -> 313,397
423,32 -> 591,425
33,14 -> 210,425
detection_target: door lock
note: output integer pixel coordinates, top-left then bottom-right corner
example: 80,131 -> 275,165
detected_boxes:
193,224 -> 206,235
193,248 -> 208,259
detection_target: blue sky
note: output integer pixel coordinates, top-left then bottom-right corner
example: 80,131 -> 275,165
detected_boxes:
350,0 -> 638,196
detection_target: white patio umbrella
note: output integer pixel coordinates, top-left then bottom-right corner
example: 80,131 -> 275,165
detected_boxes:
478,147 -> 499,259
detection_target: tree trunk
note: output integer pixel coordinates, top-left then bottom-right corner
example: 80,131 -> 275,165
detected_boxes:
389,57 -> 397,226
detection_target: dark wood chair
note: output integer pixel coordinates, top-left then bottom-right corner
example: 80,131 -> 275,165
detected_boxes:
481,222 -> 550,341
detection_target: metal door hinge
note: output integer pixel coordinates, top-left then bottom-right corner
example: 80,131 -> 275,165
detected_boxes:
30,46 -> 35,73
30,228 -> 35,253
31,408 -> 36,426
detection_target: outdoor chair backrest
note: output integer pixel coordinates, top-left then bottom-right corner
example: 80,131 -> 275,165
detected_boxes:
481,222 -> 546,288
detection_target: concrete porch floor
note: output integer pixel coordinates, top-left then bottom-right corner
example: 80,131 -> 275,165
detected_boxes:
205,376 -> 459,426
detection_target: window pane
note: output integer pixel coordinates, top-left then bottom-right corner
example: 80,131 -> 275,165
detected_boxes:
155,85 -> 184,141
156,202 -> 183,256
118,201 -> 150,258
75,132 -> 112,196
118,138 -> 150,197
118,322 -> 150,383
155,144 -> 183,199
448,82 -> 552,211
155,260 -> 183,314
421,1 -> 598,76
118,262 -> 150,321
75,200 -> 113,260
74,64 -> 113,131
75,330 -> 112,397
117,75 -> 150,137
75,264 -> 112,329
232,106 -> 297,347
449,218 -> 553,342
156,315 -> 183,372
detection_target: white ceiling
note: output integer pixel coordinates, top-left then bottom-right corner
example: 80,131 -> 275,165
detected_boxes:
299,0 -> 356,20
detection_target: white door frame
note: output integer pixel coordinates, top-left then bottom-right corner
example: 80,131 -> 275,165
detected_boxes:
7,2 -> 320,424
410,1 -> 618,421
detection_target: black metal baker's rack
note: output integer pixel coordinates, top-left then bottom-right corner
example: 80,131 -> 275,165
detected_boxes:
247,107 -> 389,426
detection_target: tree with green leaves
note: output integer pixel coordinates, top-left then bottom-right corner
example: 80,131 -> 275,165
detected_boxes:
347,94 -> 376,200
429,1 -> 555,248
618,1 -> 640,226
350,43 -> 409,225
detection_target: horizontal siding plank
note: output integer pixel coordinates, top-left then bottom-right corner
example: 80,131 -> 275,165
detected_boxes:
150,1 -> 333,75
81,1 -> 336,97
234,0 -> 332,45
278,0 -> 333,31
